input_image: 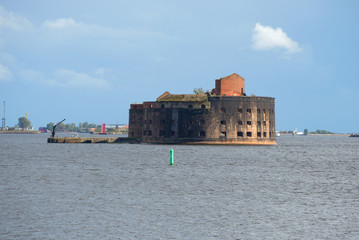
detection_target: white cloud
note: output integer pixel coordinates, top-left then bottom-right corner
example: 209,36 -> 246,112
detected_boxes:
20,68 -> 111,90
42,18 -> 79,29
0,6 -> 33,31
252,23 -> 302,55
41,17 -> 168,41
53,69 -> 111,89
0,63 -> 12,82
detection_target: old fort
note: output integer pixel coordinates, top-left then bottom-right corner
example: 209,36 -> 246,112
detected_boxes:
129,73 -> 276,145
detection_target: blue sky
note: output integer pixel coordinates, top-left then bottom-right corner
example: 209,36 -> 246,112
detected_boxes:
0,0 -> 358,133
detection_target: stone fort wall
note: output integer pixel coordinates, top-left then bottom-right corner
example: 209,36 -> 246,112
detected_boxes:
128,96 -> 275,145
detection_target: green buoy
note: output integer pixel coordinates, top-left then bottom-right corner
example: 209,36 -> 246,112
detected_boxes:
170,149 -> 174,165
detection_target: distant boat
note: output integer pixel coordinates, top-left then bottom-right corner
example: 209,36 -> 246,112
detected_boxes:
292,128 -> 304,135
275,131 -> 280,137
349,134 -> 359,137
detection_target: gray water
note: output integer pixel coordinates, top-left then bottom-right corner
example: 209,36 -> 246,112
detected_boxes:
0,133 -> 358,240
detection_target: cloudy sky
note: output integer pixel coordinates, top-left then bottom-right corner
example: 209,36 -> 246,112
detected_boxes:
1,0 -> 358,133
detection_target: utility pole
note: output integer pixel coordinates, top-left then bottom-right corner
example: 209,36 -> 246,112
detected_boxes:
2,101 -> 5,130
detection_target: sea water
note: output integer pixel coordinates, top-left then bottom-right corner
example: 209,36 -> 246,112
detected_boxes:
1,133 -> 358,239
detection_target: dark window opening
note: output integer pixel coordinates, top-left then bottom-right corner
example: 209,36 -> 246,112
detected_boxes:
238,108 -> 242,113
247,132 -> 252,137
171,131 -> 175,136
257,109 -> 261,113
247,108 -> 251,113
143,130 -> 146,135
263,109 -> 266,113
247,121 -> 252,125
269,132 -> 272,137
263,132 -> 267,137
237,131 -> 243,137
257,132 -> 261,137
161,104 -> 165,108
188,120 -> 193,125
149,120 -> 152,124
144,120 -> 146,124
131,132 -> 134,137
188,104 -> 193,109
238,120 -> 243,125
220,120 -> 226,125
220,131 -> 226,137
257,121 -> 261,126
201,104 -> 206,109
220,108 -> 226,113
148,130 -> 152,136
263,121 -> 266,126
200,131 -> 206,137
161,120 -> 166,124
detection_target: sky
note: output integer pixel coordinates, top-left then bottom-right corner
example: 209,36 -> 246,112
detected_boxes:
0,0 -> 358,133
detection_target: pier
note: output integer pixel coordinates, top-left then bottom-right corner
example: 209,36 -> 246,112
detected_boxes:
47,137 -> 141,143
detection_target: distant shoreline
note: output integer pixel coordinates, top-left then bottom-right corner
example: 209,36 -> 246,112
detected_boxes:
0,130 -> 41,134
279,133 -> 350,136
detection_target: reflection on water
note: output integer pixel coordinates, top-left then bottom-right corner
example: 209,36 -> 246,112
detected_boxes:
1,134 -> 358,239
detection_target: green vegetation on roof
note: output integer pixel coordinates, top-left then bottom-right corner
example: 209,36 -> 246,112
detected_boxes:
157,93 -> 209,102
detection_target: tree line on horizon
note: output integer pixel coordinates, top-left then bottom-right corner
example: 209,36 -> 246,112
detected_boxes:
46,122 -> 101,133
279,129 -> 335,134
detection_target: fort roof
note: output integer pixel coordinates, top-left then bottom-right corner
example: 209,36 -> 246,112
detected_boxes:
157,91 -> 208,102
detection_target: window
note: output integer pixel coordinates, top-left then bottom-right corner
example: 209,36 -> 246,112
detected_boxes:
148,130 -> 152,136
171,131 -> 175,136
263,109 -> 266,113
220,108 -> 226,113
263,121 -> 266,126
143,130 -> 146,135
131,132 -> 134,137
257,121 -> 261,126
161,120 -> 166,124
188,104 -> 193,109
257,132 -> 261,137
220,120 -> 226,125
171,120 -> 176,124
247,132 -> 252,137
200,131 -> 206,137
238,108 -> 242,113
161,104 -> 165,108
263,132 -> 267,137
149,120 -> 152,124
238,120 -> 243,125
188,120 -> 193,125
269,132 -> 272,137
247,121 -> 252,125
257,109 -> 261,113
144,120 -> 146,124
247,108 -> 251,113
201,104 -> 206,109
159,130 -> 165,136
237,131 -> 243,137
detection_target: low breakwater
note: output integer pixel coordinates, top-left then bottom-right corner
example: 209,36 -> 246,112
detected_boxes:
47,137 -> 141,143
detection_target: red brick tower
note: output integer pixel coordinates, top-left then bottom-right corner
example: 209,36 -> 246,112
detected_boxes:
213,73 -> 245,96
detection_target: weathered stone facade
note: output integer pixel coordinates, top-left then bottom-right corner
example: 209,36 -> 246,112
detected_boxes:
129,73 -> 276,145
